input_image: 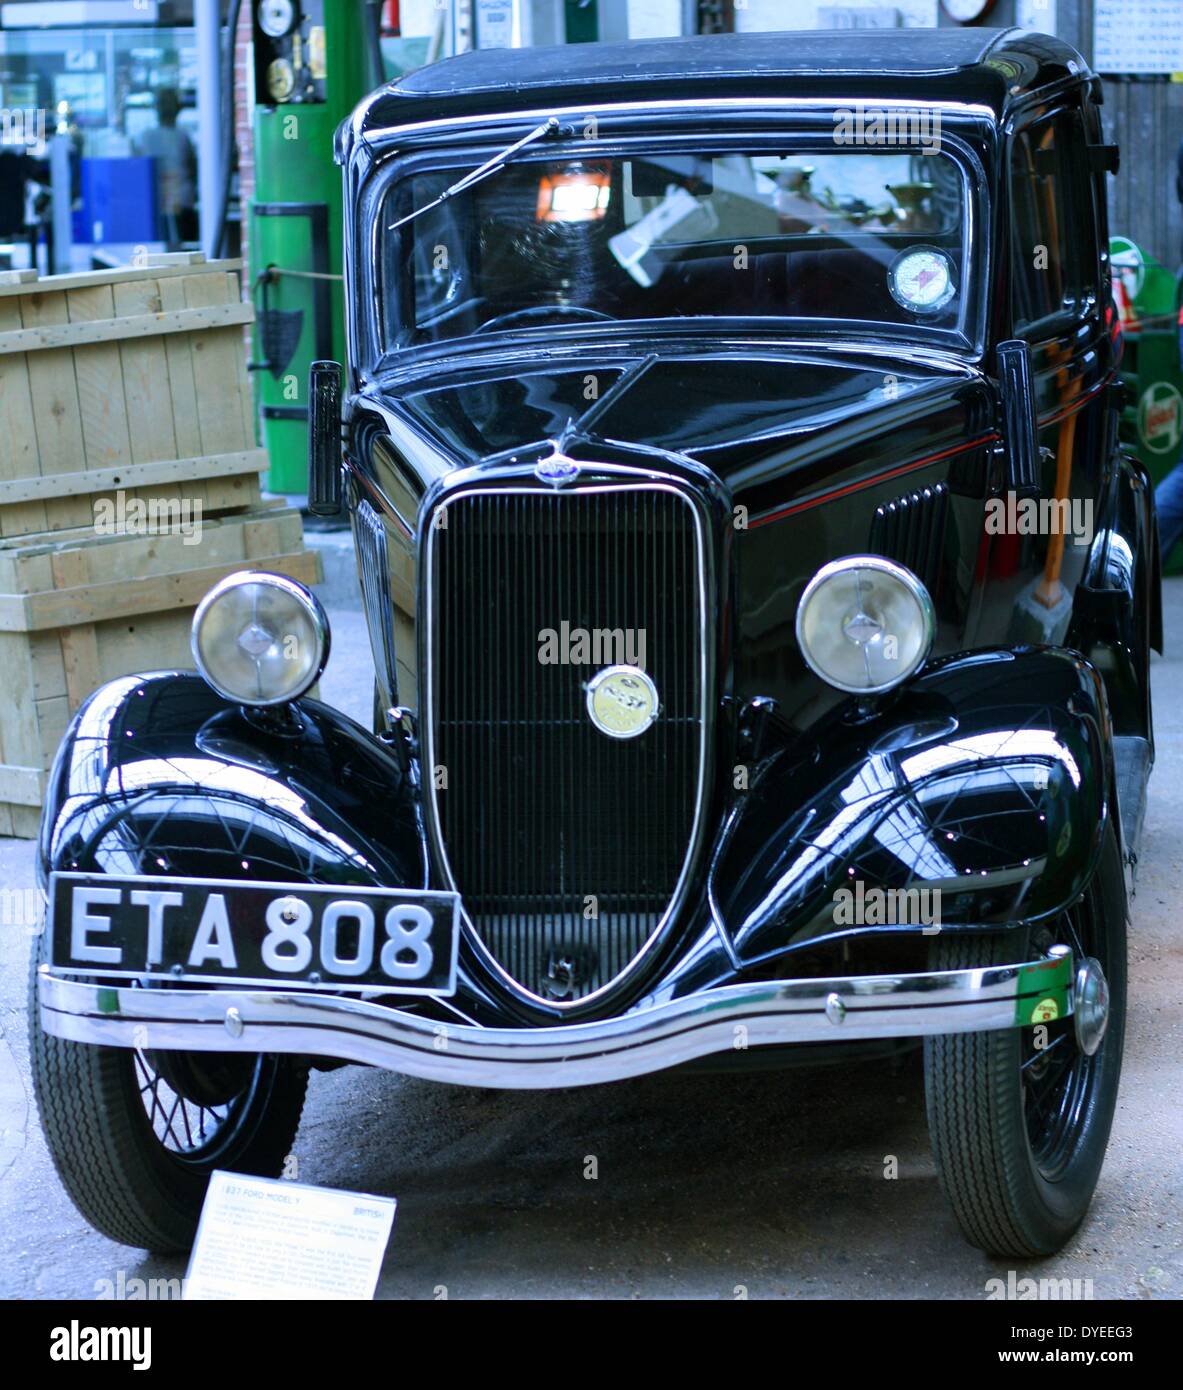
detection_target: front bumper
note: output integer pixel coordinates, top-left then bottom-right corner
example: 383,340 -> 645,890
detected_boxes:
38,950 -> 1074,1090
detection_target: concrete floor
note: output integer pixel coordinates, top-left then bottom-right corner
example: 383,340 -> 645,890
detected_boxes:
1,580 -> 1180,1300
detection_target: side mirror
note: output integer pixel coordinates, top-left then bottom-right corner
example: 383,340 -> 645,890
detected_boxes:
996,339 -> 1041,500
308,360 -> 343,516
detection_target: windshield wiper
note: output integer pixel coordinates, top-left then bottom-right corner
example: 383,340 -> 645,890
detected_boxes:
558,353 -> 660,451
387,116 -> 562,233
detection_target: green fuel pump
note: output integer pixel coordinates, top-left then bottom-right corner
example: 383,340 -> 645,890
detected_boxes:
1110,235 -> 1183,574
249,0 -> 377,494
248,3 -> 597,493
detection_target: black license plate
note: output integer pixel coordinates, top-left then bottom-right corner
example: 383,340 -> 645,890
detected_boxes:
49,873 -> 460,996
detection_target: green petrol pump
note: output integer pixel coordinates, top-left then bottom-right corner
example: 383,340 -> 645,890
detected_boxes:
250,0 -> 376,494
1110,236 -> 1183,573
249,2 -> 597,492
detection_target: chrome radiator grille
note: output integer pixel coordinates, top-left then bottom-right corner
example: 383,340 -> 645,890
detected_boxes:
426,485 -> 706,1005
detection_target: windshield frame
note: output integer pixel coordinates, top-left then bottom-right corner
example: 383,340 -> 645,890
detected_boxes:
353,104 -> 994,382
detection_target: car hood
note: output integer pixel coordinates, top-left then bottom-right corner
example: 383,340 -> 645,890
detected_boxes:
371,345 -> 991,487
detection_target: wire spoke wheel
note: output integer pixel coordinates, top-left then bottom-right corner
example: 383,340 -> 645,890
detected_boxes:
1021,900 -> 1104,1181
132,1048 -> 260,1166
27,775 -> 383,1251
29,927 -> 308,1253
924,821 -> 1127,1257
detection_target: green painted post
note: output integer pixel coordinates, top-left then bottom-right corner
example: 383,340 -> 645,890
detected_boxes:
250,0 -> 371,494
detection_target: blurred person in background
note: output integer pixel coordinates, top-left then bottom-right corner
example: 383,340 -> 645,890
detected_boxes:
134,87 -> 197,247
1152,136 -> 1183,563
0,144 -> 50,272
1157,457 -> 1183,563
0,147 -> 31,245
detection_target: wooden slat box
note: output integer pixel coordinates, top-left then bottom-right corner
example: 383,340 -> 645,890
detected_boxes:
0,254 -> 265,540
0,506 -> 322,837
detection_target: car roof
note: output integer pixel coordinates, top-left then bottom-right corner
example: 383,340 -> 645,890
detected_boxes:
355,28 -> 1091,138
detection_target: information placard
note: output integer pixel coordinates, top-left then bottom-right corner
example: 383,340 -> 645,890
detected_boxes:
1094,1 -> 1183,75
184,1171 -> 396,1301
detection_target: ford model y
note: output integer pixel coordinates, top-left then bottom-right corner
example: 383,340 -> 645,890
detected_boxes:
32,30 -> 1156,1259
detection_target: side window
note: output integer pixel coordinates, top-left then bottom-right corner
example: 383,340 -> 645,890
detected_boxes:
1009,111 -> 1093,334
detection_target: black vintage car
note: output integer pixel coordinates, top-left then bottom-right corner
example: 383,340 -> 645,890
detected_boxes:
32,29 -> 1159,1261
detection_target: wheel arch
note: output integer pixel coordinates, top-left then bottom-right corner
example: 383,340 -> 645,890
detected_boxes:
710,647 -> 1123,967
38,672 -> 426,893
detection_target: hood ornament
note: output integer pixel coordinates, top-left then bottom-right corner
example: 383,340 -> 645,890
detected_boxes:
535,445 -> 580,486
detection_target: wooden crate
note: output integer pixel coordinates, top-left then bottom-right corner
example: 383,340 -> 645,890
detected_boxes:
0,506 -> 322,837
0,253 -> 266,540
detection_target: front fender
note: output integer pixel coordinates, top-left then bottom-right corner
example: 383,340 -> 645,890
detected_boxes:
39,672 -> 425,891
712,648 -> 1114,967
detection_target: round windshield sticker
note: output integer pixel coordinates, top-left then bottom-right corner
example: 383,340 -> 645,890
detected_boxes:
1139,382 -> 1183,455
1031,997 -> 1060,1025
888,247 -> 956,315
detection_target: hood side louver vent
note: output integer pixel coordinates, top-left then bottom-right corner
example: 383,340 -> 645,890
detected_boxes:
869,482 -> 949,598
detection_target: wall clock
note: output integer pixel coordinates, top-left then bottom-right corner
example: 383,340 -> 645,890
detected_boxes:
940,0 -> 997,22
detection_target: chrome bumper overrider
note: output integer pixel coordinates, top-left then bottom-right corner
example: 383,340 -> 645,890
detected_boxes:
38,952 -> 1074,1089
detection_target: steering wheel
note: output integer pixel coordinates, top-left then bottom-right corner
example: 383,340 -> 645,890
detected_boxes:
475,305 -> 614,333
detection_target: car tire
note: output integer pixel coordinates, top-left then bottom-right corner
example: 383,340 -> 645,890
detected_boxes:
923,820 -> 1127,1258
28,935 -> 309,1253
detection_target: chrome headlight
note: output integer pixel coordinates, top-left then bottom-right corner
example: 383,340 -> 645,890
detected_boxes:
796,556 -> 935,695
191,572 -> 329,706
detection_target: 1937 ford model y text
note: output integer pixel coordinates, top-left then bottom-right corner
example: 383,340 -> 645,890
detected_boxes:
31,30 -> 1159,1259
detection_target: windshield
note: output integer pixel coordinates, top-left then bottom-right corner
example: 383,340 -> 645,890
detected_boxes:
379,142 -> 974,351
